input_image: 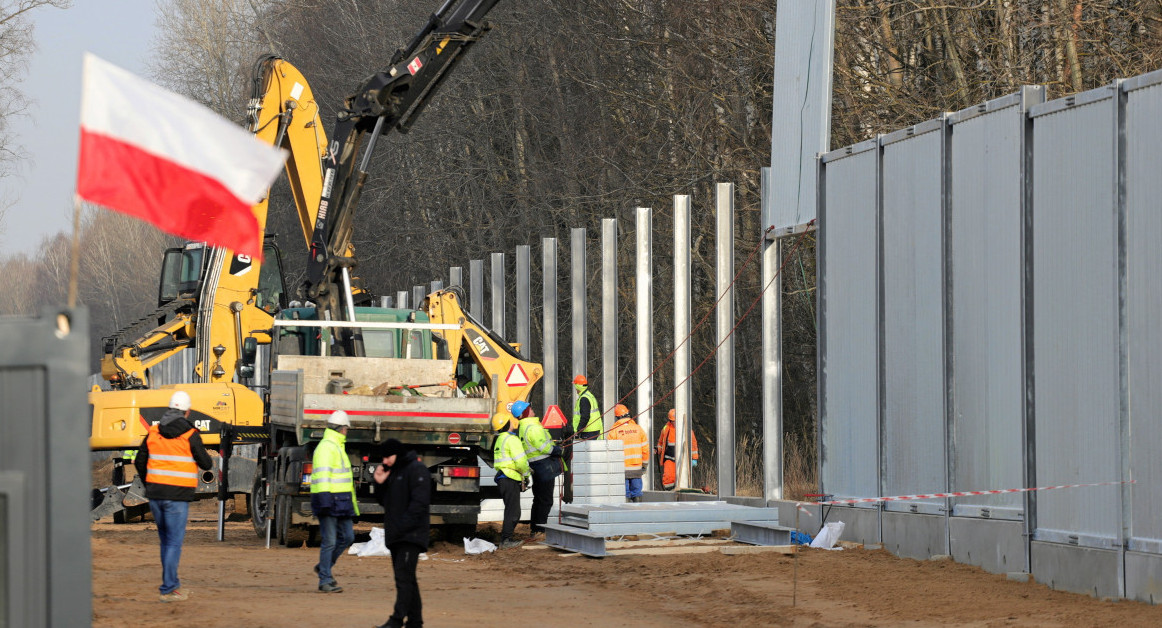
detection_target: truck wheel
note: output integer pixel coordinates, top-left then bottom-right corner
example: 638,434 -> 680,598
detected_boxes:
250,472 -> 270,538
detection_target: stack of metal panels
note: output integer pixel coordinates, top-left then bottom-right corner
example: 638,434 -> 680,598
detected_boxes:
559,501 -> 780,536
571,439 -> 625,504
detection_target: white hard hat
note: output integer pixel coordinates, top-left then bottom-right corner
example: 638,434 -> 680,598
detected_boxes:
328,410 -> 351,427
169,391 -> 192,412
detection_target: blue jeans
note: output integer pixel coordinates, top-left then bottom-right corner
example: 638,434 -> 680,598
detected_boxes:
625,477 -> 643,499
149,499 -> 189,594
316,514 -> 354,585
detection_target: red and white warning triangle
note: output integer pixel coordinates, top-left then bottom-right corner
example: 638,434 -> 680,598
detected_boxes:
505,364 -> 529,387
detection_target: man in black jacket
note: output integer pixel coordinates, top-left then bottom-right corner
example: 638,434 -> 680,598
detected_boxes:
372,438 -> 431,628
133,391 -> 214,602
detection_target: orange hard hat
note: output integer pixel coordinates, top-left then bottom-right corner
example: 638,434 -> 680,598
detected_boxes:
667,408 -> 676,420
572,374 -> 588,386
613,404 -> 629,417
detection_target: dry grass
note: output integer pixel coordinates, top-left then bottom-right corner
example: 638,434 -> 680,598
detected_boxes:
725,431 -> 818,500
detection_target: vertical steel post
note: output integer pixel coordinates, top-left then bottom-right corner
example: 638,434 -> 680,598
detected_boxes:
491,253 -> 505,338
602,218 -> 618,432
431,280 -> 443,293
379,296 -> 392,308
571,228 -> 587,411
716,183 -> 737,497
635,207 -> 654,488
674,194 -> 692,489
450,266 -> 463,289
412,285 -> 424,311
761,168 -> 783,501
516,245 -> 531,359
396,290 -> 409,309
470,259 -> 484,320
543,238 -> 559,409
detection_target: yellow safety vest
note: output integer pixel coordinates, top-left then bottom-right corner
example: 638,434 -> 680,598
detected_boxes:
493,432 -> 530,481
310,428 -> 360,515
518,417 -> 555,461
572,388 -> 602,437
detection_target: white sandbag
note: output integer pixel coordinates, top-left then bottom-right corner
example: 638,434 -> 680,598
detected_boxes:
463,536 -> 497,555
809,521 -> 846,550
348,526 -> 392,557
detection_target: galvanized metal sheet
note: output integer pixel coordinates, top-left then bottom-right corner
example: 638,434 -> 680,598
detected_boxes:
1123,79 -> 1162,551
0,308 -> 91,627
947,93 -> 1030,517
766,0 -> 835,233
819,146 -> 880,499
880,123 -> 946,510
1029,90 -> 1121,543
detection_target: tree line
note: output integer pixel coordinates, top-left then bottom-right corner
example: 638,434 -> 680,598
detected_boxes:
4,0 -> 1162,492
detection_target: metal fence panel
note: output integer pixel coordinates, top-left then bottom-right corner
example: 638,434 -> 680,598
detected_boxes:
1029,88 -> 1121,546
0,308 -> 91,627
819,142 -> 880,500
946,93 -> 1031,517
1123,74 -> 1162,552
881,121 -> 946,511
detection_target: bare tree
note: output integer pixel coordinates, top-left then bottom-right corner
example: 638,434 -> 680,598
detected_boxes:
0,1 -> 70,200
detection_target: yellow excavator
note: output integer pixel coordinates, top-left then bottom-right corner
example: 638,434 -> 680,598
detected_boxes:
89,55 -> 335,519
91,0 -> 532,535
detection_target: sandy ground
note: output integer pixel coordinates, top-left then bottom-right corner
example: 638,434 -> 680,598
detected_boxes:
91,508 -> 1162,628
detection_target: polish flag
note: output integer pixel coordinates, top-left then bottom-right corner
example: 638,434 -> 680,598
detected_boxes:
76,53 -> 286,258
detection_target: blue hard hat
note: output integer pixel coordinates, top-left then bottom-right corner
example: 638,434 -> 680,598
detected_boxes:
510,400 -> 530,418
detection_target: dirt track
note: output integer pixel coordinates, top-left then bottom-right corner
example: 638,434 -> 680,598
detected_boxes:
93,513 -> 1162,628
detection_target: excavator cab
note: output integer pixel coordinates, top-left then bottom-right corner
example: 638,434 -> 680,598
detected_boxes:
157,242 -> 207,306
156,240 -> 289,314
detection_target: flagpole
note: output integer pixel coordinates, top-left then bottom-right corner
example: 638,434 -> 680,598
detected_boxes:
68,195 -> 82,308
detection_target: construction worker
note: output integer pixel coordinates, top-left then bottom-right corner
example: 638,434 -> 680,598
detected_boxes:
514,400 -> 562,535
609,404 -> 649,502
572,374 -> 603,439
133,391 -> 213,602
372,438 -> 430,628
310,410 -> 359,593
655,408 -> 699,491
492,410 -> 530,548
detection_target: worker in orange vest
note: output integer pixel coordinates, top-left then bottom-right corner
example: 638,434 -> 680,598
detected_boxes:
133,391 -> 213,602
609,404 -> 649,502
655,408 -> 698,490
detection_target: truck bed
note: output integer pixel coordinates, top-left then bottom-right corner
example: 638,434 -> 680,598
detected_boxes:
269,366 -> 494,447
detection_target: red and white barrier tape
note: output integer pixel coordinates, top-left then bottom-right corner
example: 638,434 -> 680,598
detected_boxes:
797,480 -> 1134,512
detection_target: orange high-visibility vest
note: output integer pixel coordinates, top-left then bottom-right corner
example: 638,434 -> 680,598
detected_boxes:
145,424 -> 198,488
657,420 -> 699,489
610,418 -> 648,471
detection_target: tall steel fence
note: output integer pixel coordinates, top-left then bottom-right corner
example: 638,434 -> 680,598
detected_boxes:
818,72 -> 1162,602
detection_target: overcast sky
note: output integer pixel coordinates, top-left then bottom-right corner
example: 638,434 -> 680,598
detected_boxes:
0,1 -> 157,257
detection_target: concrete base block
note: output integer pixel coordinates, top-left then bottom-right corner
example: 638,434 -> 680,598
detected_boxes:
882,512 -> 946,560
949,517 -> 1026,575
1125,550 -> 1162,604
819,505 -> 881,545
1031,541 -> 1120,599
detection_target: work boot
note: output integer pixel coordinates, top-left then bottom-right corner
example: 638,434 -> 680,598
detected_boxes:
500,539 -> 522,550
375,619 -> 403,628
158,589 -> 188,602
314,563 -> 338,586
318,581 -> 344,593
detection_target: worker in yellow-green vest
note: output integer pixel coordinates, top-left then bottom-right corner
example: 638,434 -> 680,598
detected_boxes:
514,400 -> 563,537
572,374 -> 603,440
493,410 -> 530,549
310,410 -> 359,593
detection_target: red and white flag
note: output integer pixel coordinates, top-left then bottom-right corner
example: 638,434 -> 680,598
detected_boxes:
76,53 -> 286,258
